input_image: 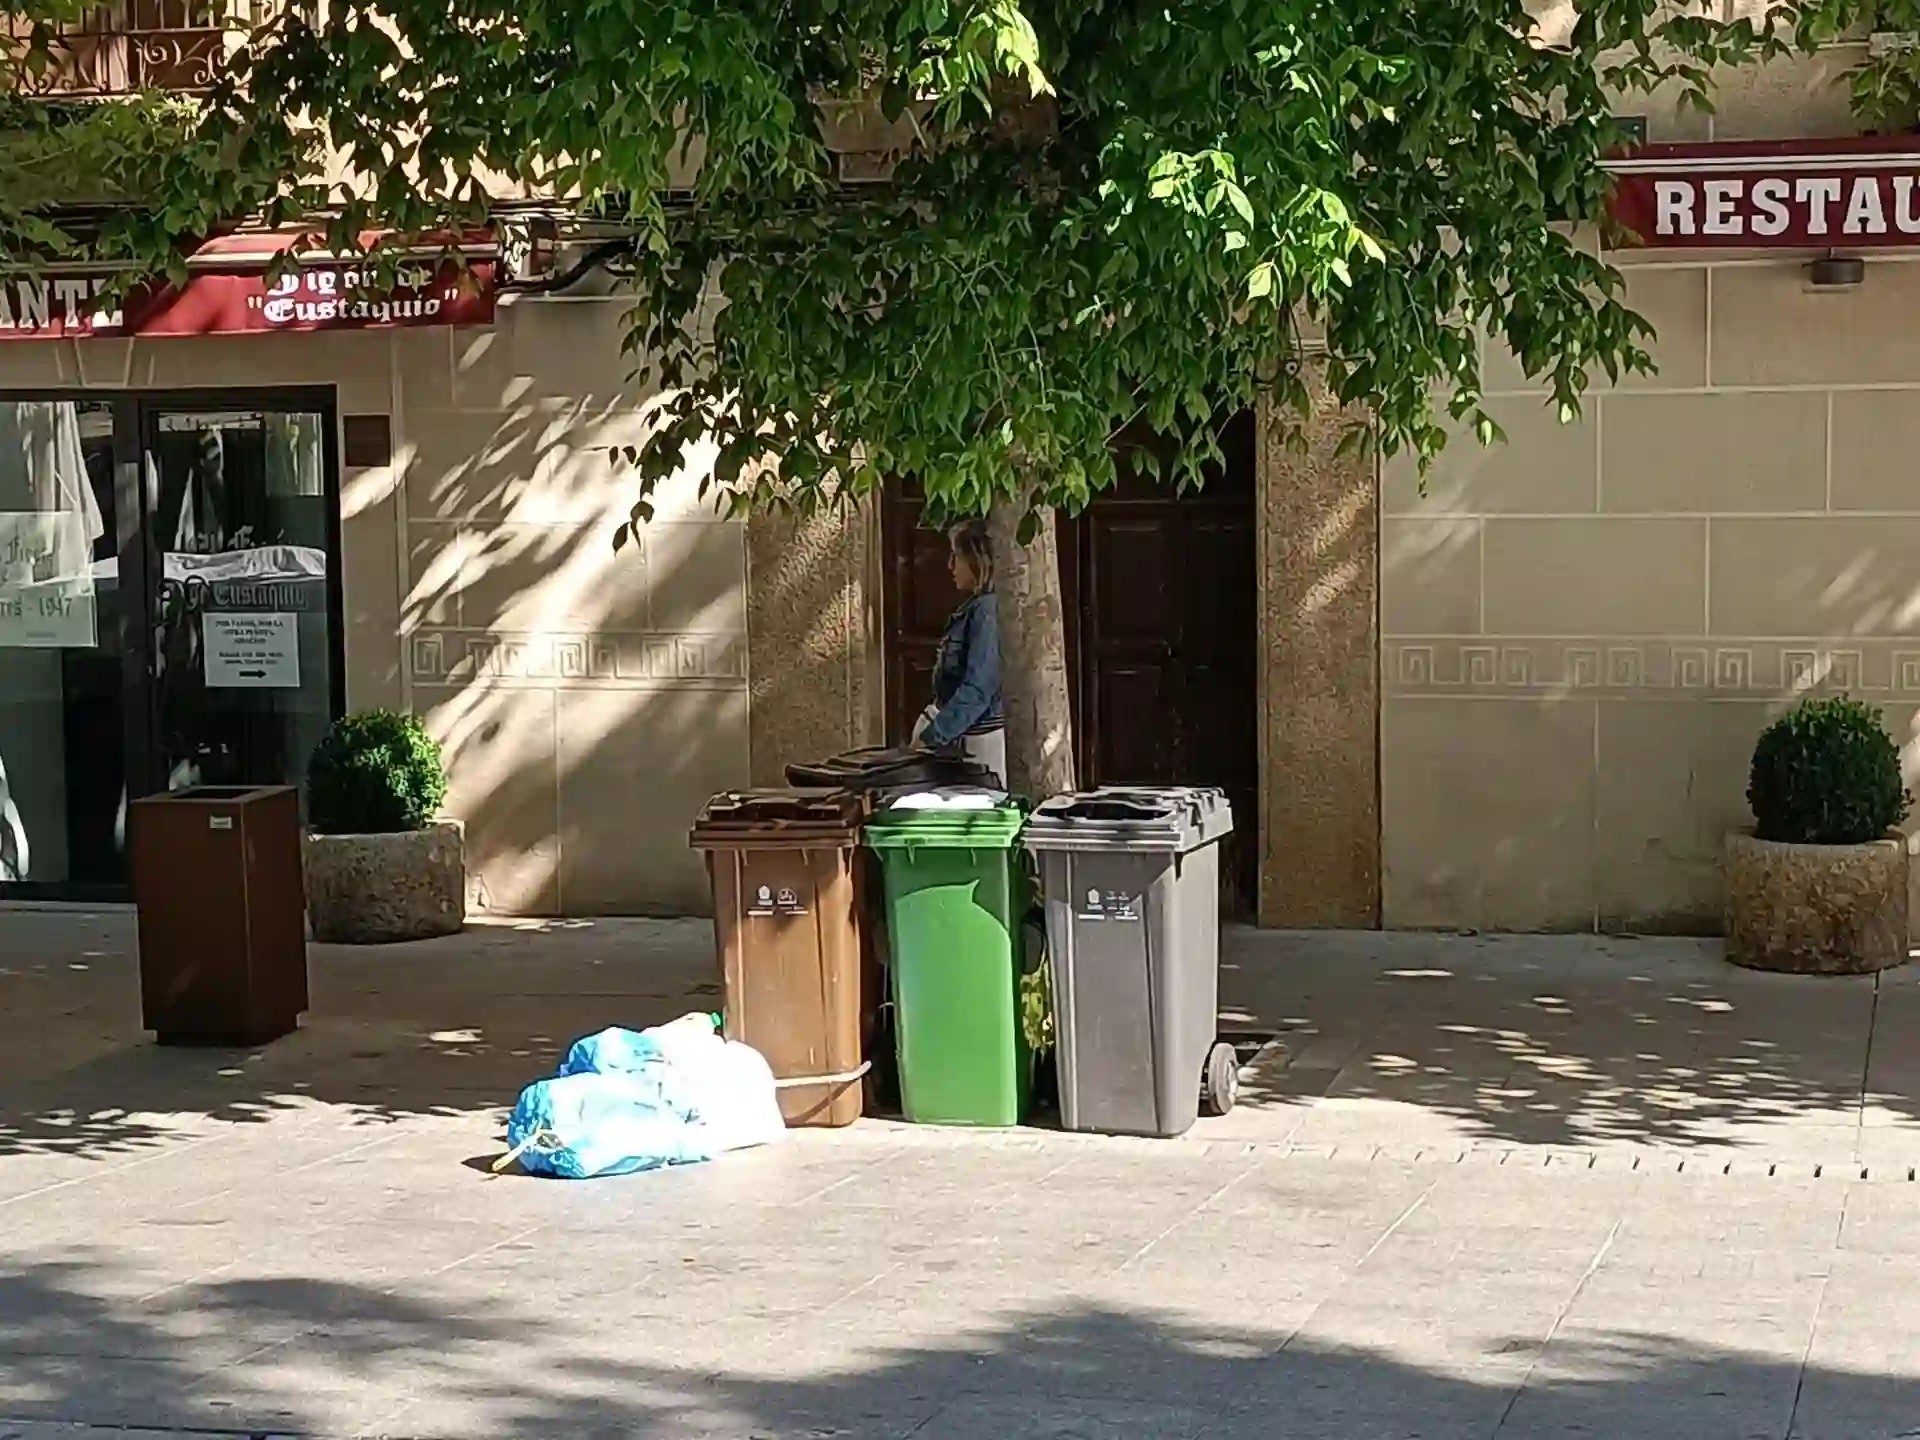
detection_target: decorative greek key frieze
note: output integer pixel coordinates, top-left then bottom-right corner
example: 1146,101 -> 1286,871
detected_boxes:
1715,648 -> 1752,691
1606,647 -> 1643,688
1385,638 -> 1920,699
1567,647 -> 1602,689
406,628 -> 747,688
410,634 -> 445,679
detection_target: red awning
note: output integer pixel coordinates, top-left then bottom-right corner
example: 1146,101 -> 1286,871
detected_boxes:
0,229 -> 497,341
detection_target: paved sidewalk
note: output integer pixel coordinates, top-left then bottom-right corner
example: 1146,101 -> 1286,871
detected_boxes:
0,908 -> 1917,1437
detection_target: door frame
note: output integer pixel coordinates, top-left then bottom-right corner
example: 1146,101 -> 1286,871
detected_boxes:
130,388 -> 345,804
0,385 -> 343,903
877,423 -> 1260,917
878,487 -> 1086,763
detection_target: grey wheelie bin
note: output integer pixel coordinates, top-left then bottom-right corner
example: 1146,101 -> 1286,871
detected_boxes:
1023,787 -> 1237,1138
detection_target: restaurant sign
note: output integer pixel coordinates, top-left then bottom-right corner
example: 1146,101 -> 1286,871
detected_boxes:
0,233 -> 496,341
1606,139 -> 1920,249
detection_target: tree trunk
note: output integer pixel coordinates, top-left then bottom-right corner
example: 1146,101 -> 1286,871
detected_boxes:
986,495 -> 1077,798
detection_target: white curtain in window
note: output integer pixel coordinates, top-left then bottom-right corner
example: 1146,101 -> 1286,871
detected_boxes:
265,413 -> 325,498
0,748 -> 27,882
0,401 -> 102,583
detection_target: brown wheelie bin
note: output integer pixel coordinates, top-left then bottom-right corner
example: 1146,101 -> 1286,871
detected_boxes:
692,789 -> 873,1127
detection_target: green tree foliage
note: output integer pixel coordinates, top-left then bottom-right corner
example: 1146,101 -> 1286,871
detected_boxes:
0,91 -> 198,266
0,0 -> 1854,507
0,0 -> 1880,791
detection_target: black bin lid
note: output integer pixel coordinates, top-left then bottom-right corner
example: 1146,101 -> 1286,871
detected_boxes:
785,746 -> 995,792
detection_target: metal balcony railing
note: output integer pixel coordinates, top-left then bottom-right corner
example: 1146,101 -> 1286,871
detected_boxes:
5,0 -> 264,98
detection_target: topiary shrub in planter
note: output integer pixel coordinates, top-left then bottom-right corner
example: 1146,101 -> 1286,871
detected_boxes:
308,710 -> 448,836
1725,696 -> 1913,974
303,711 -> 465,944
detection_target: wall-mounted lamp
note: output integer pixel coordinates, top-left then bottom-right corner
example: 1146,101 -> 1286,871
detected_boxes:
501,214 -> 561,284
1809,253 -> 1866,289
525,215 -> 560,276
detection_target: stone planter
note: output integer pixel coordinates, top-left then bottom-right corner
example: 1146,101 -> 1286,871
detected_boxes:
1724,830 -> 1910,975
304,820 -> 465,944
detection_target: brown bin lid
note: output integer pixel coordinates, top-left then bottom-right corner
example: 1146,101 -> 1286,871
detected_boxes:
690,788 -> 868,847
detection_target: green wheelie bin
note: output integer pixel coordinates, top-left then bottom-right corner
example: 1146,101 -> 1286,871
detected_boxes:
864,792 -> 1030,1126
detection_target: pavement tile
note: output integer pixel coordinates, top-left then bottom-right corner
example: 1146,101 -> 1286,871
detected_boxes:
914,1394 -> 1214,1440
1785,1375 -> 1920,1440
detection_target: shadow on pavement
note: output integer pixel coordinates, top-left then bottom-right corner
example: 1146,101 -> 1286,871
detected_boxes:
0,1254 -> 1909,1438
2,914 -> 1919,1161
0,911 -> 718,1159
1221,930 -> 1913,1152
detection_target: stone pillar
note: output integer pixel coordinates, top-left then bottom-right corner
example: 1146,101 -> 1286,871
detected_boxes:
1256,371 -> 1381,927
745,502 -> 875,785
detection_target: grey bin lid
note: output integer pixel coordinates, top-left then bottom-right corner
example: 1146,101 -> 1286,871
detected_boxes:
1023,786 -> 1233,853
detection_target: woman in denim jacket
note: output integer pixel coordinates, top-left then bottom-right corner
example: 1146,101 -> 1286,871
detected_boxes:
911,521 -> 1005,785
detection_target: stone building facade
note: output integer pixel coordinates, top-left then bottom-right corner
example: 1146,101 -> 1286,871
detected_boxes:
0,295 -> 873,916
3,39 -> 1915,932
1364,44 -> 1920,932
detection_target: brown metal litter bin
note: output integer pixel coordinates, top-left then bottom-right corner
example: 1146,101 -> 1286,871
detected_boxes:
692,789 -> 872,1128
129,785 -> 309,1046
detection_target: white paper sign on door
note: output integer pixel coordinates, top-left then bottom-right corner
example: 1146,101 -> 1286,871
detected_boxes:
0,579 -> 97,648
204,612 -> 301,689
0,512 -> 98,648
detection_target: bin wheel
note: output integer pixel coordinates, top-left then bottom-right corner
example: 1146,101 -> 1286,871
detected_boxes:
1201,1041 -> 1240,1117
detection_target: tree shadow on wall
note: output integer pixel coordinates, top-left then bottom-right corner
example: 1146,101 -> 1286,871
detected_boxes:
399,391 -> 767,918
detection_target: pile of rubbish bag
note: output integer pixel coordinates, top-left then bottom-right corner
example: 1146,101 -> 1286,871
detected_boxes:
502,1013 -> 786,1179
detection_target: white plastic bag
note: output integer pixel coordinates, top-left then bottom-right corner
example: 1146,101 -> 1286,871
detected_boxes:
503,1013 -> 784,1179
686,1040 -> 787,1154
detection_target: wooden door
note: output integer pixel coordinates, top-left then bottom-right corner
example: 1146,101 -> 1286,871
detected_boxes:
1081,413 -> 1258,918
879,412 -> 1258,918
882,484 -> 1084,746
880,490 -> 957,745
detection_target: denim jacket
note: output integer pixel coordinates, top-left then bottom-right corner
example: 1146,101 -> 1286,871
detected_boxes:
924,589 -> 1003,747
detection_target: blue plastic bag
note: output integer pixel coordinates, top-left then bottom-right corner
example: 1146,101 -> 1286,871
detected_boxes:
502,1014 -> 786,1180
505,1070 -> 709,1180
557,1025 -> 664,1077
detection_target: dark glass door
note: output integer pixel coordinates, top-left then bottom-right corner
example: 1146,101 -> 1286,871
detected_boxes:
0,389 -> 341,901
140,400 -> 340,806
